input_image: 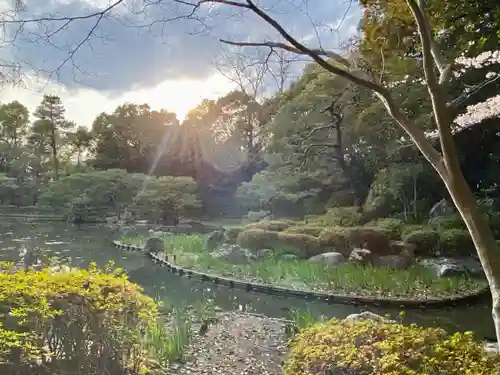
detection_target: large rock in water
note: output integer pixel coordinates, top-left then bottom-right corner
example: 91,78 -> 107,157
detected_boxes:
144,237 -> 164,254
308,252 -> 345,266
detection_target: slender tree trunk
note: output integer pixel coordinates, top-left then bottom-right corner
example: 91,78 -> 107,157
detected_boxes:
443,166 -> 500,342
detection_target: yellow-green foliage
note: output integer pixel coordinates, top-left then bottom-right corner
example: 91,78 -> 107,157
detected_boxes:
244,220 -> 294,232
402,229 -> 440,256
401,224 -> 430,237
284,226 -> 324,237
236,229 -> 279,250
365,218 -> 405,240
0,263 -> 158,374
276,232 -> 321,258
283,318 -> 500,375
225,227 -> 243,244
439,229 -> 475,256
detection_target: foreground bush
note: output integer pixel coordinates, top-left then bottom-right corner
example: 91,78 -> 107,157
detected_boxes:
0,263 -> 165,374
283,318 -> 500,375
244,220 -> 294,232
236,228 -> 279,250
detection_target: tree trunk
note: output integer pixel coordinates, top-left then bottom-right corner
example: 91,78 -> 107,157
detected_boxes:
444,165 -> 500,343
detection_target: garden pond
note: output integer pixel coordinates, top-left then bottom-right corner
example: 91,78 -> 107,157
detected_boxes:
0,219 -> 495,339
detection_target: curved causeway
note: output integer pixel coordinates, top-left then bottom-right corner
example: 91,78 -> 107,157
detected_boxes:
112,240 -> 490,309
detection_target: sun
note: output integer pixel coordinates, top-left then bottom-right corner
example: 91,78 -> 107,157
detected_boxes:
129,74 -> 236,122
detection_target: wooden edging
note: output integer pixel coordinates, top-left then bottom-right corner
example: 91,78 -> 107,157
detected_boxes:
112,240 -> 490,309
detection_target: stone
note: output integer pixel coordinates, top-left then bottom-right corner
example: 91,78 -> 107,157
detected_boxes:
349,248 -> 373,265
343,311 -> 395,324
205,230 -> 226,251
211,244 -> 255,264
308,252 -> 345,266
144,237 -> 164,254
418,257 -> 484,278
279,254 -> 298,261
372,254 -> 414,269
245,210 -> 271,223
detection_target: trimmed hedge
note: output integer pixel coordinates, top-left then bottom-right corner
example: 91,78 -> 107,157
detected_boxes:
439,229 -> 475,256
402,229 -> 440,256
244,220 -> 294,232
365,218 -> 405,240
284,226 -> 325,237
283,318 -> 500,375
236,229 -> 279,250
225,227 -> 243,244
428,214 -> 467,231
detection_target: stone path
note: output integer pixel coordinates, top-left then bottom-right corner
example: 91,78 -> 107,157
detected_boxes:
170,312 -> 289,375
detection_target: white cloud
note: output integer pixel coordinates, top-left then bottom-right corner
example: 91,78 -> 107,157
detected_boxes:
0,72 -> 236,126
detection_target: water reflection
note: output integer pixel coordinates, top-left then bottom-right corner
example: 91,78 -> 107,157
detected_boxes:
0,219 -> 495,339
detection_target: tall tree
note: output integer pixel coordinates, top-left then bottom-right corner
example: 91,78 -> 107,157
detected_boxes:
33,95 -> 72,180
66,126 -> 93,166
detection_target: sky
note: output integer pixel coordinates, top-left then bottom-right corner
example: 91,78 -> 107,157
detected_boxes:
0,0 -> 361,126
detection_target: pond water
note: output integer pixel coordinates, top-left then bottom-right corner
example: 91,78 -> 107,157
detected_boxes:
0,220 -> 495,339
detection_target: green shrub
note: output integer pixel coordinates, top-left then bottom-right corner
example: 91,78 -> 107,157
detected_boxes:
225,227 -> 243,244
365,218 -> 405,240
402,229 -> 440,256
306,206 -> 364,227
318,227 -> 351,254
283,318 -> 500,375
244,219 -> 294,232
284,226 -> 324,237
439,229 -> 475,256
236,229 -> 279,250
0,263 -> 162,374
283,319 -> 500,375
276,232 -> 321,258
428,214 -> 467,230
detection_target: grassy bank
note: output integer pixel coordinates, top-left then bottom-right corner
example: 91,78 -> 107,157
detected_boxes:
120,234 -> 487,300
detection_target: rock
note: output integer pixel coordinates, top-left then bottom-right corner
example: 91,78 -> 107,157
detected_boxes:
430,199 -> 456,218
349,248 -> 373,265
372,254 -> 414,269
205,230 -> 226,251
211,244 -> 256,264
418,257 -> 484,278
484,342 -> 499,357
144,237 -> 164,253
308,252 -> 345,266
343,311 -> 395,324
279,254 -> 298,261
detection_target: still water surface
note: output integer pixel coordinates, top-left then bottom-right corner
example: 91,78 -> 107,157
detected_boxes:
0,220 -> 494,338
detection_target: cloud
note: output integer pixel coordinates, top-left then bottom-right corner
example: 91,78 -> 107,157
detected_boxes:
0,0 -> 361,126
